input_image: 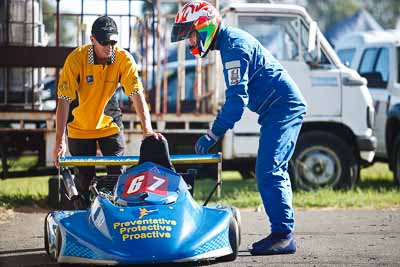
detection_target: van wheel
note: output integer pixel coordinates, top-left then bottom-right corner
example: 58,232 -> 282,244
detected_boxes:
290,131 -> 357,190
393,134 -> 400,186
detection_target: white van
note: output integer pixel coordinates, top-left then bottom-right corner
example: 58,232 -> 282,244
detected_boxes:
335,30 -> 400,184
218,3 -> 376,190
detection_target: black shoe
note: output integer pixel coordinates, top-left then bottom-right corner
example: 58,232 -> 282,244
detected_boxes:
249,233 -> 296,255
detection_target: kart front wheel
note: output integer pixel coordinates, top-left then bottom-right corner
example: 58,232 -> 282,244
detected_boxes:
231,207 -> 241,246
56,226 -> 62,260
217,217 -> 239,262
44,213 -> 50,256
44,213 -> 58,261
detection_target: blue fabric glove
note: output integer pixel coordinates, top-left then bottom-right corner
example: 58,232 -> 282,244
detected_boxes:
195,131 -> 219,154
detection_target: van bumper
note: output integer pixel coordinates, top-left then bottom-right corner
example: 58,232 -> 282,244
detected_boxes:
357,135 -> 377,163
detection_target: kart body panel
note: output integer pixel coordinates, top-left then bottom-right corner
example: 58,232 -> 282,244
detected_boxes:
45,161 -> 237,264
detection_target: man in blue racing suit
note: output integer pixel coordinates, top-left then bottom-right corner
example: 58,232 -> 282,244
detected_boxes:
171,1 -> 307,255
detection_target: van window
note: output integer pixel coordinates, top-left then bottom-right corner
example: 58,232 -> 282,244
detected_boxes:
359,48 -> 379,73
359,47 -> 389,88
299,20 -> 331,68
238,15 -> 299,61
337,48 -> 356,67
375,48 -> 389,82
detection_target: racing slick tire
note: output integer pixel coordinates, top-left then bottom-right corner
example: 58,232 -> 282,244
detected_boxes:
217,217 -> 239,262
44,212 -> 58,261
290,131 -> 357,190
231,207 -> 242,246
56,226 -> 62,261
44,213 -> 51,257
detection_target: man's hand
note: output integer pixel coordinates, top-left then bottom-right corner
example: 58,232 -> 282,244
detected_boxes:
143,131 -> 166,141
53,140 -> 67,168
195,131 -> 219,154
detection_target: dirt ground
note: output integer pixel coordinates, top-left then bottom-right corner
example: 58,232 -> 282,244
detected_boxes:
0,207 -> 400,266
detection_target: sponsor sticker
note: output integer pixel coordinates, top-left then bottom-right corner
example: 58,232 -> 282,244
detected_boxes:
225,60 -> 240,69
58,82 -> 69,91
86,75 -> 94,84
113,217 -> 177,241
228,68 -> 241,86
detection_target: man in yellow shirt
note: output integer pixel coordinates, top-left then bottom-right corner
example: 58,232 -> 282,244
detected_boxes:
53,16 -> 163,203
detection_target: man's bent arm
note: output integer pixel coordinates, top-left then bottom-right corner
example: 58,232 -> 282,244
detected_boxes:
53,99 -> 70,166
55,99 -> 70,142
130,93 -> 154,136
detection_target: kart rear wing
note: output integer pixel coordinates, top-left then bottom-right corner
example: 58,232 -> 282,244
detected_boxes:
59,153 -> 222,204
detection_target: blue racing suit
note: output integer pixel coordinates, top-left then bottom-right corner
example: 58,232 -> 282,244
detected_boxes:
212,26 -> 307,234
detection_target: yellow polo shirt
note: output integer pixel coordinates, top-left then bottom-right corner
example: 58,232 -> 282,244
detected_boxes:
57,44 -> 143,139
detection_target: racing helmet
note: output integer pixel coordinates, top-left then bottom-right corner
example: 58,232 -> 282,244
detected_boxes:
171,0 -> 221,58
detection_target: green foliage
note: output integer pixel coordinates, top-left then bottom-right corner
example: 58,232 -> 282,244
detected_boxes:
247,0 -> 400,30
305,0 -> 361,31
363,0 -> 400,29
42,0 -> 76,46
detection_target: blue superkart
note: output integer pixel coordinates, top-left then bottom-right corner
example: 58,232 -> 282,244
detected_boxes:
44,154 -> 241,265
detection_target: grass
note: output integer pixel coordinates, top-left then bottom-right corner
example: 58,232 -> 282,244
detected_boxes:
0,154 -> 38,173
0,176 -> 49,208
196,163 -> 400,209
0,161 -> 399,209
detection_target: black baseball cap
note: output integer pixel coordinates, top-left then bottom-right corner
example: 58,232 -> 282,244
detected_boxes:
91,16 -> 118,45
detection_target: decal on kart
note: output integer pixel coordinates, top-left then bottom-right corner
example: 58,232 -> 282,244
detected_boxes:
113,217 -> 178,241
138,208 -> 158,219
123,171 -> 168,197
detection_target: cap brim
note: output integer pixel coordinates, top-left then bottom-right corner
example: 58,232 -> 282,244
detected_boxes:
95,32 -> 118,43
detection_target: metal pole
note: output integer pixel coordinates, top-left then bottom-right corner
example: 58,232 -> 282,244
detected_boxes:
56,0 -> 60,47
55,0 -> 60,98
151,1 -> 156,97
162,23 -> 168,114
195,57 -> 201,114
105,0 -> 108,16
31,0 -> 35,110
59,154 -> 222,166
128,0 -> 132,51
5,0 -> 9,105
155,0 -> 161,115
81,0 -> 84,45
23,0 -> 28,106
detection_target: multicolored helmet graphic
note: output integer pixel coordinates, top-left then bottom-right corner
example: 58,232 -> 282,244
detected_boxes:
171,0 -> 221,58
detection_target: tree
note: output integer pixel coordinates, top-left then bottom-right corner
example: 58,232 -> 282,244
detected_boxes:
246,0 -> 400,30
363,0 -> 400,29
42,0 -> 75,46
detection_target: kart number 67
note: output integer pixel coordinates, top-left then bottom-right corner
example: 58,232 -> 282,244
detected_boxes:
124,172 -> 168,196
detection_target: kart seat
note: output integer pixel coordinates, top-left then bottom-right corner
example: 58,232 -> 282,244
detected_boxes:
138,136 -> 175,171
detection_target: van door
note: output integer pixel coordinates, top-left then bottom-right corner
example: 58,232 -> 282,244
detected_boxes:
236,14 -> 341,117
358,46 -> 391,157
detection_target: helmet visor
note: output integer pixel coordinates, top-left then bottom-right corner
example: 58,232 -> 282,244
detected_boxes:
171,22 -> 194,43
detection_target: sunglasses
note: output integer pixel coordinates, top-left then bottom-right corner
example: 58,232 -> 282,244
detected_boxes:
98,40 -> 117,46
